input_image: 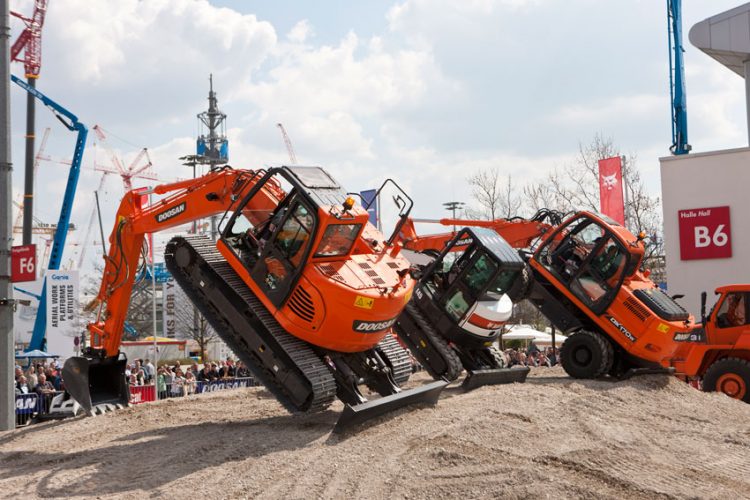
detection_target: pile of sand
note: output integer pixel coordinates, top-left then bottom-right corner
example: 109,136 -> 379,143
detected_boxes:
2,367 -> 750,499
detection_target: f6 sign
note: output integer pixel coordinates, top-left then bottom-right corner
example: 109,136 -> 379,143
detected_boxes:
678,206 -> 732,260
11,244 -> 37,282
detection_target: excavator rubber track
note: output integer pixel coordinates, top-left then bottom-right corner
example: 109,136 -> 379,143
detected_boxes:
394,303 -> 463,381
165,236 -> 338,414
374,334 -> 413,387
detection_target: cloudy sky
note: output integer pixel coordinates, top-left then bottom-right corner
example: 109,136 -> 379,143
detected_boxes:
7,0 -> 748,270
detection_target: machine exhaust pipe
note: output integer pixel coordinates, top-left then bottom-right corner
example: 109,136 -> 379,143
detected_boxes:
62,355 -> 130,415
333,380 -> 447,433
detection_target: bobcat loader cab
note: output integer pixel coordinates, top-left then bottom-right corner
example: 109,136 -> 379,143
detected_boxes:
395,227 -> 531,389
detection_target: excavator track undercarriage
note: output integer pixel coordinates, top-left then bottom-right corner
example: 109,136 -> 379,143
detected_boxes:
166,236 -> 446,431
165,236 -> 338,413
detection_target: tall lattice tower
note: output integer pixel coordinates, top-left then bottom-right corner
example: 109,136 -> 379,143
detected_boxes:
196,74 -> 228,167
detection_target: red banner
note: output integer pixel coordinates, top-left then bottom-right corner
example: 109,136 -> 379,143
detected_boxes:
11,244 -> 37,282
678,206 -> 732,260
129,385 -> 156,405
598,157 -> 625,225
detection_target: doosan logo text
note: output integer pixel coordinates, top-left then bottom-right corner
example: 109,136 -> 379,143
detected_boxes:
156,203 -> 186,223
353,317 -> 398,333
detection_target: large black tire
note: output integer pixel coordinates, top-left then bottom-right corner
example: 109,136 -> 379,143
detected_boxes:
506,264 -> 533,302
703,358 -> 750,403
560,330 -> 613,379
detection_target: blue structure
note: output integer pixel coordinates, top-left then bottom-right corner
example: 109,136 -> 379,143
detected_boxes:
668,0 -> 691,155
11,75 -> 88,352
196,74 -> 228,166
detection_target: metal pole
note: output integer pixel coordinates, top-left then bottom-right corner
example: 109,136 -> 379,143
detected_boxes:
621,155 -> 630,230
150,193 -> 158,401
1,0 -> 16,431
94,191 -> 107,255
21,78 -> 34,245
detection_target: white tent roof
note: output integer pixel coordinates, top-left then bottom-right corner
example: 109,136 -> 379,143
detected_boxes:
501,325 -> 567,345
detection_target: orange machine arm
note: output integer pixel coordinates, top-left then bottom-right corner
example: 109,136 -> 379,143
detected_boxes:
398,216 -> 554,253
88,167 -> 284,357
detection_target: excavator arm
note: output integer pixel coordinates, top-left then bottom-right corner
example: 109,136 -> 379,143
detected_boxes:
398,209 -> 563,254
88,167 -> 283,358
63,167 -> 284,414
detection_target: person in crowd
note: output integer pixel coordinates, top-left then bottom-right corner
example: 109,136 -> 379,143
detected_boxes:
190,362 -> 200,378
128,373 -> 138,386
225,358 -> 236,377
135,369 -> 146,386
143,358 -> 155,382
198,363 -> 213,382
157,367 -> 168,399
26,365 -> 38,388
184,371 -> 197,395
526,340 -> 540,357
163,365 -> 175,396
14,367 -> 23,382
173,360 -> 182,374
546,347 -> 558,366
236,361 -> 250,378
16,375 -> 31,394
171,368 -> 185,397
34,374 -> 55,395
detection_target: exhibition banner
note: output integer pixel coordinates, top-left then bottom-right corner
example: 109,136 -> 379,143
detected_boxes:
163,278 -> 177,338
598,156 -> 625,225
45,270 -> 79,359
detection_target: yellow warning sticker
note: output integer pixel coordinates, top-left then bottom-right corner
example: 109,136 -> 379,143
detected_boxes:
404,290 -> 413,304
354,296 -> 375,309
657,323 -> 670,333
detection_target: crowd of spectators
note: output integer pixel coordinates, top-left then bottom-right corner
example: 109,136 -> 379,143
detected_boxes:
14,359 -> 64,397
125,357 -> 254,399
502,342 -> 559,368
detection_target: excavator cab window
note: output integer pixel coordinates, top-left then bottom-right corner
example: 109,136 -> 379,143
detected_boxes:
537,216 -> 629,314
251,199 -> 316,304
441,247 -> 505,322
715,292 -> 749,329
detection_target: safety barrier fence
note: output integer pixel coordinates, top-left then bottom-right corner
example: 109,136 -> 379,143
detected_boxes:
14,391 -> 64,426
14,377 -> 260,425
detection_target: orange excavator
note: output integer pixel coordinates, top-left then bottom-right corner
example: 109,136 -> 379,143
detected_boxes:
396,210 -> 750,402
62,165 -> 446,430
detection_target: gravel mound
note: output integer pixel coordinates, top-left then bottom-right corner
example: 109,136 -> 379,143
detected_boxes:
2,367 -> 750,499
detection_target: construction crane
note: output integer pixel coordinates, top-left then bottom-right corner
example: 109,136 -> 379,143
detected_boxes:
277,123 -> 298,164
11,0 -> 49,245
668,0 -> 691,155
92,124 -> 157,191
11,74 -> 88,353
12,200 -> 76,235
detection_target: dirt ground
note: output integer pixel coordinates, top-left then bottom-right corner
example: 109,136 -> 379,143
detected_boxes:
2,367 -> 750,499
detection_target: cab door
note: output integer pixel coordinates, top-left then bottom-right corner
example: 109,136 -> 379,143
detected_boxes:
251,200 -> 315,307
710,292 -> 750,345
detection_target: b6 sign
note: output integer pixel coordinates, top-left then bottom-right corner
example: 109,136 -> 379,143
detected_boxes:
678,206 -> 732,260
11,244 -> 37,282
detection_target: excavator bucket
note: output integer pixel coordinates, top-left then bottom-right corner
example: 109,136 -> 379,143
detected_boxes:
62,356 -> 130,415
461,366 -> 530,391
333,380 -> 448,433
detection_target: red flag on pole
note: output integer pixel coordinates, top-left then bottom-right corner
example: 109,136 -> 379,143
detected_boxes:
598,156 -> 625,225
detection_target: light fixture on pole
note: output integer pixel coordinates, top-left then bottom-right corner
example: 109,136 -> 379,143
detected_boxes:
442,201 -> 465,232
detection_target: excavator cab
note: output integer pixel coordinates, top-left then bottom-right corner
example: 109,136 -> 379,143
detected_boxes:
395,227 -> 530,389
535,214 -> 634,315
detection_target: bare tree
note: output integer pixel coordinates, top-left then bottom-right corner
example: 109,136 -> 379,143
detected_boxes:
190,314 -> 216,363
467,169 -> 521,220
523,133 -> 663,261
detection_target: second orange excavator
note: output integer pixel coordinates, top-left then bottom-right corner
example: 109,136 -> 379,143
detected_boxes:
62,165 -> 446,431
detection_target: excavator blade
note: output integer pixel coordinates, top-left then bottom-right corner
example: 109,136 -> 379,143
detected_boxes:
62,356 -> 130,415
333,380 -> 448,433
461,366 -> 530,391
